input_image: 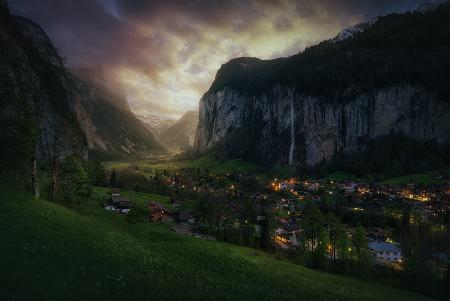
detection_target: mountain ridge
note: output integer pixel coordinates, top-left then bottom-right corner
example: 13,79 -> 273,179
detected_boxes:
195,2 -> 450,169
0,3 -> 164,164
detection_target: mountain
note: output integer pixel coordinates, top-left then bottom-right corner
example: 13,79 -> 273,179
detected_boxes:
195,2 -> 450,169
330,17 -> 378,43
158,111 -> 199,153
0,2 -> 163,166
137,113 -> 176,136
74,66 -> 131,112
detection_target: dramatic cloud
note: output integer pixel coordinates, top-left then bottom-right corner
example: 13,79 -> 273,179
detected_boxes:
10,0 -> 422,118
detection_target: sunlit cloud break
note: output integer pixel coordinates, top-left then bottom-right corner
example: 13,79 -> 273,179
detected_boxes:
10,0 -> 422,118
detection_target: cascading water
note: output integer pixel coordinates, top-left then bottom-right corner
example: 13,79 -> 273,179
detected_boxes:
288,90 -> 295,166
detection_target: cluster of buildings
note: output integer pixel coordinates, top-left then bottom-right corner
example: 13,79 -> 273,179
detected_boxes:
267,176 -> 450,265
102,191 -> 170,222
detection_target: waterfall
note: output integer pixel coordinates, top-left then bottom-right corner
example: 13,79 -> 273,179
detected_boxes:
288,90 -> 295,166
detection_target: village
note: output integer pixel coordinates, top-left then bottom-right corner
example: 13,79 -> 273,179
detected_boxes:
101,166 -> 450,276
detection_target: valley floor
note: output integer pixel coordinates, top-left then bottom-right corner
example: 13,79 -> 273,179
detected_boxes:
0,184 -> 435,301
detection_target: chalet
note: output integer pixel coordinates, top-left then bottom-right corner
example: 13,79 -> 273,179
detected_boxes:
341,182 -> 357,193
148,201 -> 169,222
274,231 -> 299,247
303,181 -> 320,191
368,241 -> 402,262
279,181 -> 295,191
274,221 -> 300,248
103,192 -> 130,213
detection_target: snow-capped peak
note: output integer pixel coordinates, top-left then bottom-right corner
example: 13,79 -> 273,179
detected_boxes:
330,17 -> 378,43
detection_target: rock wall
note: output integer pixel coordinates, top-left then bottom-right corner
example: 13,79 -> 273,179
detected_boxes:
195,85 -> 450,167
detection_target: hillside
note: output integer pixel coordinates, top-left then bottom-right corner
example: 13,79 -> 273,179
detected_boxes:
0,2 -> 163,162
159,111 -> 199,153
195,2 -> 450,170
0,185 -> 434,301
137,114 -> 176,137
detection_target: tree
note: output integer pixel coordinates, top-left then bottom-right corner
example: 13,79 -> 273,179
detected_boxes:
353,225 -> 370,272
40,114 -> 65,200
302,205 -> 327,267
109,169 -> 118,187
325,212 -> 340,263
58,156 -> 91,205
89,160 -> 106,186
335,225 -> 351,264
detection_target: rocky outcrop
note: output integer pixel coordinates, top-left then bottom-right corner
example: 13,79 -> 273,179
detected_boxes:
195,85 -> 450,167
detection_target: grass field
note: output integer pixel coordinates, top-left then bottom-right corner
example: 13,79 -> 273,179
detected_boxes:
104,153 -> 260,176
92,186 -> 197,210
324,171 -> 363,182
379,167 -> 450,186
0,184 -> 435,301
323,167 -> 450,186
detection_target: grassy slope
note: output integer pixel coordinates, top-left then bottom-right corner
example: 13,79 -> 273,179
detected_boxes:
379,167 -> 450,186
323,167 -> 450,186
104,154 -> 260,176
0,185 -> 434,301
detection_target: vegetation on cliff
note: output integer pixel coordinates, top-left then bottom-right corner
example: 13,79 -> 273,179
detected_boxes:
207,3 -> 450,103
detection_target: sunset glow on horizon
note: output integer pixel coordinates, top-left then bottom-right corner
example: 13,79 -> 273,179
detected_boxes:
11,0 -> 422,119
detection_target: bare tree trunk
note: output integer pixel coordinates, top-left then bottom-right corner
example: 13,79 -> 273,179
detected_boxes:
50,163 -> 57,200
31,155 -> 39,198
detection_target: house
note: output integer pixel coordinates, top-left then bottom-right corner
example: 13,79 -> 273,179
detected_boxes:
103,193 -> 130,213
148,201 -> 169,222
274,221 -> 300,248
341,181 -> 357,193
368,241 -> 402,262
274,232 -> 299,247
279,181 -> 295,191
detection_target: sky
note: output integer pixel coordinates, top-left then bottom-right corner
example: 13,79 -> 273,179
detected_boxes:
10,0 -> 423,119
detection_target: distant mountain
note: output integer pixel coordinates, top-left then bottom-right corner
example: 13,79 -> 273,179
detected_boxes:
0,3 -> 164,165
158,111 -> 198,153
137,112 -> 198,153
137,114 -> 176,136
195,2 -> 450,170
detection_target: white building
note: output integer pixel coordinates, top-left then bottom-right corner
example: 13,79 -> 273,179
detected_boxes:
368,241 -> 402,262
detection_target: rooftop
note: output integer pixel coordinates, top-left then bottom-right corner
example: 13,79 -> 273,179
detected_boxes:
368,241 -> 401,253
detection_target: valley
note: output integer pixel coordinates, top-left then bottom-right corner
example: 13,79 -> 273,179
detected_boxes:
1,0 -> 450,300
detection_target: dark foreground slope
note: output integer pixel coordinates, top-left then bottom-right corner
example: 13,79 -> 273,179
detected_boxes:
0,186 -> 434,301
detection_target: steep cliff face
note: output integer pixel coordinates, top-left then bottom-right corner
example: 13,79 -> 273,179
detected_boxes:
1,11 -> 87,161
195,3 -> 450,167
196,85 -> 450,167
159,111 -> 198,153
1,5 -> 163,162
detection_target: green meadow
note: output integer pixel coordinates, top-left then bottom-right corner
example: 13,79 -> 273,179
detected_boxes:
104,154 -> 260,177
